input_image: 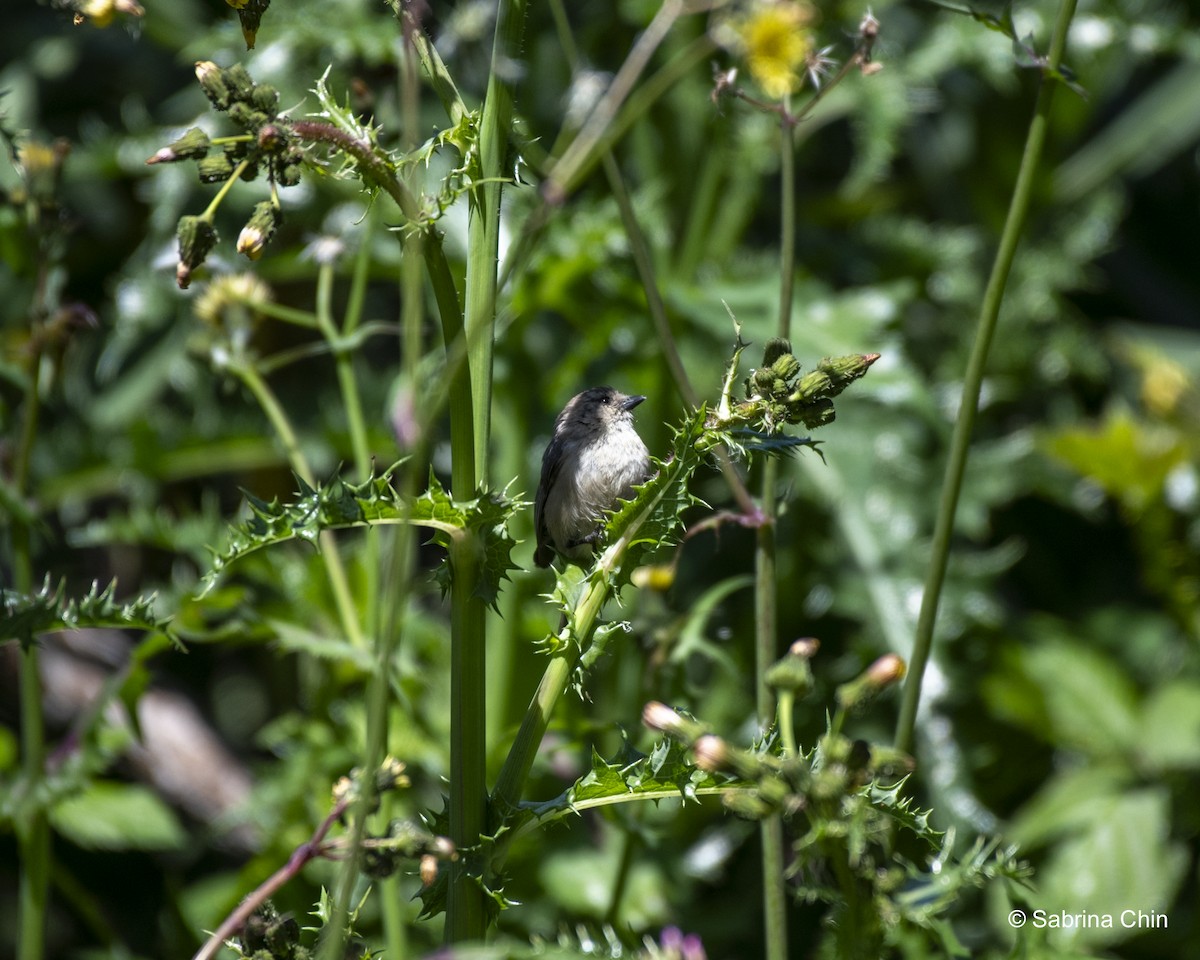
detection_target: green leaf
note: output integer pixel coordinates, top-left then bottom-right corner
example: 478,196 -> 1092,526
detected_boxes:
1042,409 -> 1186,515
203,465 -> 524,609
992,633 -> 1141,758
0,578 -> 176,646
525,739 -> 744,831
1030,788 -> 1187,947
1139,680 -> 1200,772
49,781 -> 187,851
1008,763 -> 1134,851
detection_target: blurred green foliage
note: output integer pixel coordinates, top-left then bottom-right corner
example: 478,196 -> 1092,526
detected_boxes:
3,0 -> 1200,957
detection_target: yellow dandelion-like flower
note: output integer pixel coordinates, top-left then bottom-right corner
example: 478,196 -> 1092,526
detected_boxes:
738,2 -> 815,99
1141,354 -> 1191,418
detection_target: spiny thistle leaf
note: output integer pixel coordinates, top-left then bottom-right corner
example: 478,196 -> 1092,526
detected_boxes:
896,834 -> 1033,926
203,465 -> 524,607
416,800 -> 515,922
865,778 -> 940,843
1,577 -> 176,646
525,738 -> 748,831
309,67 -> 393,180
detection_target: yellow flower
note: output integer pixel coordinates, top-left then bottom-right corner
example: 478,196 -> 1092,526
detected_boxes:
1141,354 -> 1190,418
76,0 -> 143,28
738,1 -> 815,99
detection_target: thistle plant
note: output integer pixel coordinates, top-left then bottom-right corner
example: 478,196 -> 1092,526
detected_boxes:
1,0 -> 1104,955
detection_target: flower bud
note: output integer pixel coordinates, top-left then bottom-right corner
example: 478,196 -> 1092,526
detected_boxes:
642,701 -> 705,744
790,368 -> 834,403
836,653 -> 907,711
722,789 -> 771,820
257,123 -> 285,152
815,353 -> 882,396
692,735 -> 733,773
419,854 -> 439,887
765,645 -> 814,697
769,352 -> 801,381
224,63 -> 256,103
790,637 -> 819,659
252,84 -> 280,114
786,397 -> 835,428
236,0 -> 272,50
175,215 -> 218,289
237,201 -> 282,260
866,652 -> 906,688
146,126 -> 211,165
751,367 -> 776,395
761,337 -> 792,368
195,61 -> 231,109
196,153 -> 235,183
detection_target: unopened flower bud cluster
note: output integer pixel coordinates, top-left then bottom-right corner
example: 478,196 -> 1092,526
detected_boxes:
150,62 -> 303,287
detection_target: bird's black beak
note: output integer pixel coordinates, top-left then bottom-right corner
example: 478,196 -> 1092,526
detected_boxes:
622,394 -> 647,411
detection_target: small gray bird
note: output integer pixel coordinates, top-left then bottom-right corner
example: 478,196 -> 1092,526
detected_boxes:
534,386 -> 652,567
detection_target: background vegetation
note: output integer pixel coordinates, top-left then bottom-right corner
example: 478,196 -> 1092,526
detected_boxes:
3,0 -> 1200,958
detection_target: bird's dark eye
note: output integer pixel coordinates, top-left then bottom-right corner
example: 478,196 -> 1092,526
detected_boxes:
600,395 -> 610,404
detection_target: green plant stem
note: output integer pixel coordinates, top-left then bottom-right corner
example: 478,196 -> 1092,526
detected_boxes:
544,0 -> 688,203
497,32 -> 714,293
15,274 -> 48,960
200,158 -> 252,220
589,51 -> 757,519
444,0 -> 528,938
320,211 -> 386,960
755,100 -> 798,960
17,645 -> 49,960
778,690 -> 797,758
234,363 -> 365,650
491,442 -> 700,840
894,0 -> 1079,755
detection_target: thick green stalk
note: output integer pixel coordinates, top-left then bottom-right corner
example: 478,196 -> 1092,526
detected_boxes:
466,0 -> 526,479
319,214 -> 387,960
15,273 -> 48,960
755,103 -> 798,960
491,445 -> 693,830
894,0 -> 1079,754
444,0 -> 527,940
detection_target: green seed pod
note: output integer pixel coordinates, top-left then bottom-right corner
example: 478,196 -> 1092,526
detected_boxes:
761,337 -> 792,368
196,153 -> 234,183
